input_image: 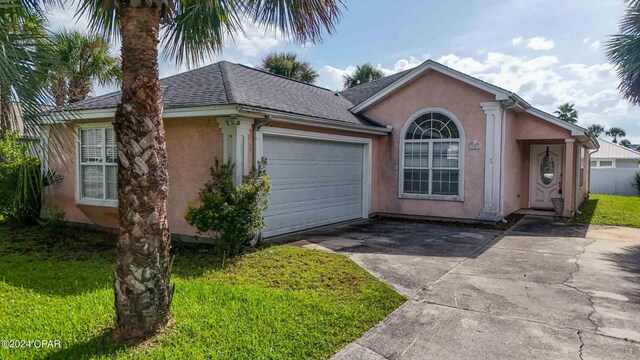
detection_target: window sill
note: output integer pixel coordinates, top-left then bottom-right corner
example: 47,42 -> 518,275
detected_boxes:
77,198 -> 118,208
399,193 -> 463,202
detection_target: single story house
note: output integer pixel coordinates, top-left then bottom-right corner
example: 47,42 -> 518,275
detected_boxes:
43,60 -> 598,238
590,139 -> 640,169
590,139 -> 639,196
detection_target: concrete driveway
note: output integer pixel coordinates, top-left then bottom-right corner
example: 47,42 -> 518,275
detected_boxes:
289,216 -> 640,359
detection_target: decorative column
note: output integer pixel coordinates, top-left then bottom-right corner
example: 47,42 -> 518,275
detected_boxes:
563,138 -> 575,217
478,102 -> 504,221
217,116 -> 254,185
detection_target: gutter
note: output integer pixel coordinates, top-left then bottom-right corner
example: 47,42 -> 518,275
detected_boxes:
238,105 -> 393,135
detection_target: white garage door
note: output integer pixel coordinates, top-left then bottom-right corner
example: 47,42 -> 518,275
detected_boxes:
262,135 -> 365,237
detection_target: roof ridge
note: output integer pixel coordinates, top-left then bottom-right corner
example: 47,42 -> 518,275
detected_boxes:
219,61 -> 242,103
340,68 -> 412,93
230,62 -> 338,93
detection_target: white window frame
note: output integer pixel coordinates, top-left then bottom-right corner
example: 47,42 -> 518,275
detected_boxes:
591,159 -> 616,168
398,108 -> 465,201
76,123 -> 118,207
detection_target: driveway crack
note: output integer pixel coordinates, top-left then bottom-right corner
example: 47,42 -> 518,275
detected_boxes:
561,238 -> 599,333
577,330 -> 585,360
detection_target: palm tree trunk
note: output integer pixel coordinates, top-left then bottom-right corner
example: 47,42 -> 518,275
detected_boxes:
0,83 -> 14,137
113,5 -> 173,341
68,76 -> 92,103
51,76 -> 68,107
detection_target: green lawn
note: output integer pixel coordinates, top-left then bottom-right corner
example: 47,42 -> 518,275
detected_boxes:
0,223 -> 405,359
574,194 -> 640,228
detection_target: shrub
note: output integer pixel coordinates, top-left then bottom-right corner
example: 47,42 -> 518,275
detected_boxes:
186,158 -> 271,258
0,131 -> 58,225
635,171 -> 640,195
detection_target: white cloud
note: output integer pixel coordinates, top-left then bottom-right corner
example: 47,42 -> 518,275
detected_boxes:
434,52 -> 637,141
229,22 -> 281,58
589,40 -> 601,51
317,65 -> 357,90
318,56 -> 428,90
525,37 -> 555,51
512,37 -> 524,46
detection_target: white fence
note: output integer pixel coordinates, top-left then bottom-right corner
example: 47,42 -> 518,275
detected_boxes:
591,168 -> 639,196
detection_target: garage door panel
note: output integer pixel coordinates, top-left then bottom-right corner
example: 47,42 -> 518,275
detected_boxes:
262,135 -> 364,237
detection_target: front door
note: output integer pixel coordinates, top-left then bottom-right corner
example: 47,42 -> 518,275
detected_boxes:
529,145 -> 564,209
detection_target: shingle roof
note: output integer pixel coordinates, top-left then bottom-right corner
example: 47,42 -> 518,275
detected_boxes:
338,69 -> 412,106
592,139 -> 640,159
66,61 -> 383,128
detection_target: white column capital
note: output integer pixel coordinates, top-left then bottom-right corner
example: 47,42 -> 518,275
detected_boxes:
565,138 -> 576,143
480,102 -> 502,113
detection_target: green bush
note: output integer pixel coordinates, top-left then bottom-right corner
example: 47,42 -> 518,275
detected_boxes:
186,158 -> 271,258
0,131 -> 57,225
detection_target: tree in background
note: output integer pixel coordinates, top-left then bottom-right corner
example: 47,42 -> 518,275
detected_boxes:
75,0 -> 344,341
607,0 -> 640,105
620,139 -> 633,148
588,124 -> 605,138
606,127 -> 627,143
259,52 -> 318,84
0,1 -> 46,135
343,63 -> 385,89
554,102 -> 579,124
44,30 -> 121,106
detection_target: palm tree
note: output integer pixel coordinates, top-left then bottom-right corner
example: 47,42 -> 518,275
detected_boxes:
74,0 -> 344,341
45,30 -> 121,106
0,2 -> 46,136
620,139 -> 633,148
259,52 -> 318,84
606,127 -> 627,143
554,102 -> 579,124
343,63 -> 385,89
588,124 -> 605,138
606,0 -> 640,105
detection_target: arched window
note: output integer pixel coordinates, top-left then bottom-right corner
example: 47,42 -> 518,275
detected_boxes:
400,110 -> 464,199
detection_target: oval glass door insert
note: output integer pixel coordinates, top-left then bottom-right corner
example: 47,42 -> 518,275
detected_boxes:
540,153 -> 554,185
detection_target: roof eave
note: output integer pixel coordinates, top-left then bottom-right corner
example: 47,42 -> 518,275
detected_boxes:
238,105 -> 392,135
350,59 -> 519,113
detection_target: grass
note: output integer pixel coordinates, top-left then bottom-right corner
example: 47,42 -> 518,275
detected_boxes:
573,194 -> 640,228
0,223 -> 405,359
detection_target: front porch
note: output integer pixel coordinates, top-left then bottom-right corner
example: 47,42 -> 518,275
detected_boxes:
502,115 -> 593,219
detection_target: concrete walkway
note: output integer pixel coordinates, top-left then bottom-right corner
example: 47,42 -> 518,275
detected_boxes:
290,217 -> 640,359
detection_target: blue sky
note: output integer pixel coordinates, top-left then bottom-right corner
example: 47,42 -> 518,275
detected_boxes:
47,0 -> 639,143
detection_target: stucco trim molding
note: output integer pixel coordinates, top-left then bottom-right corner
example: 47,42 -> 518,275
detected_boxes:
217,117 -> 254,185
478,102 -> 504,222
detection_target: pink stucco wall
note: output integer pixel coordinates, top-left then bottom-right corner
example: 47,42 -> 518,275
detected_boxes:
501,110 -> 578,214
46,117 -> 223,236
362,70 -> 493,220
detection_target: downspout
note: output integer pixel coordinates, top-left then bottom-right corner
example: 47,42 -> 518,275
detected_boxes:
498,99 -> 518,223
587,134 -> 600,199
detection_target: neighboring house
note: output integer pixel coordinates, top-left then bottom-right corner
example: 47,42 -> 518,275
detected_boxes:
590,139 -> 640,196
43,60 -> 598,238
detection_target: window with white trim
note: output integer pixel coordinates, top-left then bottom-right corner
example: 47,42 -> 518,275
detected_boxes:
590,159 -> 614,168
401,112 -> 461,197
78,126 -> 118,203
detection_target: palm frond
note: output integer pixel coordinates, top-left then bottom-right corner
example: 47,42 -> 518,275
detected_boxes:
161,0 -> 244,67
244,0 -> 344,44
606,1 -> 640,105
